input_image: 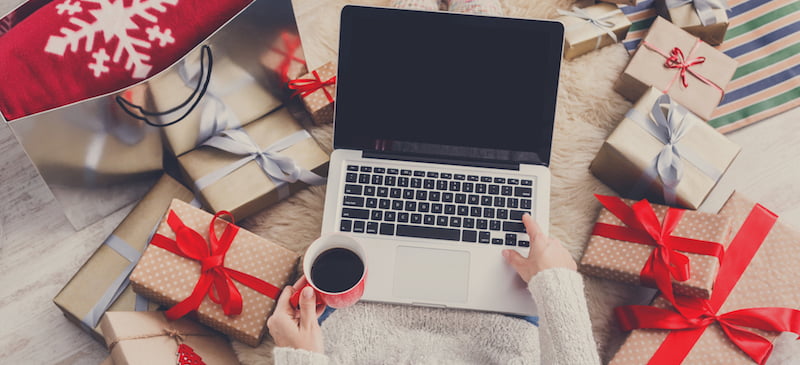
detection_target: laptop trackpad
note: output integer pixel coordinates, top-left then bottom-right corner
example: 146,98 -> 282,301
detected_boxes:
393,246 -> 470,304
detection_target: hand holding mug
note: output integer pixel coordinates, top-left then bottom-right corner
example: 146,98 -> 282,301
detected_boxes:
266,278 -> 326,353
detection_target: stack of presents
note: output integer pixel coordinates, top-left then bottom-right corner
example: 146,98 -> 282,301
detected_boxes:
38,0 -> 797,364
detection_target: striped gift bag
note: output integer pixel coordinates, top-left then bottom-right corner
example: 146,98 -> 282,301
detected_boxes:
618,0 -> 800,133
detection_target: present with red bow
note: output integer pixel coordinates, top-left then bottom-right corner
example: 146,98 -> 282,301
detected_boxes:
580,195 -> 733,300
614,17 -> 737,120
260,31 -> 308,88
129,199 -> 301,346
610,192 -> 800,364
590,87 -> 740,209
289,61 -> 336,125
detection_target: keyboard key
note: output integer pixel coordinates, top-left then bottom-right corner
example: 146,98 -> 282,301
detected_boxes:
437,216 -> 448,226
414,170 -> 425,177
343,196 -> 364,207
503,221 -> 526,233
477,219 -> 488,230
468,175 -> 479,181
488,185 -> 500,195
445,204 -> 456,215
359,174 -> 370,183
457,205 -> 469,216
424,179 -> 435,189
346,173 -> 358,183
384,212 -> 396,222
396,224 -> 460,241
514,187 -> 532,197
491,238 -> 504,245
436,180 -> 448,190
481,196 -> 493,206
518,240 -> 530,247
429,191 -> 441,202
522,179 -> 533,186
379,199 -> 391,209
490,220 -> 501,230
360,166 -> 372,172
440,173 -> 452,179
454,174 -> 466,180
505,233 -> 517,246
390,188 -> 402,198
340,219 -> 352,232
510,210 -> 527,220
494,197 -> 506,207
416,190 -> 428,200
463,218 -> 475,228
469,195 -> 480,205
364,186 -> 376,196
455,194 -> 467,204
377,187 -> 389,197
427,172 -> 439,178
366,222 -> 378,234
380,223 -> 395,235
387,168 -> 399,175
371,210 -> 383,220
385,176 -> 397,186
507,178 -> 519,185
424,214 -> 435,225
449,181 -> 461,191
521,199 -> 532,209
347,165 -> 359,171
419,202 -> 430,212
462,230 -> 477,242
411,178 -> 422,188
355,221 -> 366,233
494,177 -> 506,184
481,176 -> 492,182
431,203 -> 443,214
501,186 -> 513,196
366,198 -> 378,208
479,231 -> 491,243
475,184 -> 487,193
442,192 -> 454,202
470,207 -> 482,217
483,208 -> 495,218
463,182 -> 474,193
403,189 -> 415,199
392,200 -> 404,210
374,167 -> 386,173
507,198 -> 519,208
411,213 -> 422,224
401,169 -> 412,176
450,217 -> 461,227
497,209 -> 509,220
405,201 -> 417,211
398,177 -> 410,187
344,184 -> 362,195
372,175 -> 383,185
398,212 -> 410,223
342,208 -> 370,219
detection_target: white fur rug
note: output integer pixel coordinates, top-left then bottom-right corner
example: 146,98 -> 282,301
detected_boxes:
234,0 -> 800,363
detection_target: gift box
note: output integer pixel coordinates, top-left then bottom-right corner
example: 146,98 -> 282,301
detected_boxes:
129,199 -> 301,346
610,192 -> 800,364
590,87 -> 740,209
614,16 -> 737,120
148,47 -> 282,156
53,174 -> 195,341
597,0 -> 643,7
556,3 -> 632,60
580,195 -> 732,300
100,311 -> 240,365
289,61 -> 336,124
655,0 -> 729,45
177,107 -> 329,221
260,31 -> 308,86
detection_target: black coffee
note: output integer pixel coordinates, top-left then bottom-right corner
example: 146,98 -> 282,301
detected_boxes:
310,248 -> 364,293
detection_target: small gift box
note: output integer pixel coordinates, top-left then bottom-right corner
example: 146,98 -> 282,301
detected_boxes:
655,0 -> 729,45
148,47 -> 282,156
610,192 -> 800,364
53,174 -> 195,341
260,31 -> 308,86
289,61 -> 336,124
580,195 -> 732,300
556,3 -> 632,60
614,17 -> 737,120
177,107 -> 329,221
100,311 -> 240,365
590,87 -> 740,209
129,199 -> 301,346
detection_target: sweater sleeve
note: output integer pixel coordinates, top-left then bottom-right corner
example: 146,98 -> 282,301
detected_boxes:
272,347 -> 330,365
528,268 -> 600,365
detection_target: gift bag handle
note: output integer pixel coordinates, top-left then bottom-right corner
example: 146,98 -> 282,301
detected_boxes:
115,45 -> 213,128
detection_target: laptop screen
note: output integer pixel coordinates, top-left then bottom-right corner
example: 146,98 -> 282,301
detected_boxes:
335,6 -> 563,166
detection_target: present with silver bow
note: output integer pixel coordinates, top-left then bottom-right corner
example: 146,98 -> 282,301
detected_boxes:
148,46 -> 282,156
556,3 -> 632,60
177,107 -> 329,221
590,87 -> 740,209
655,0 -> 729,45
53,174 -> 196,342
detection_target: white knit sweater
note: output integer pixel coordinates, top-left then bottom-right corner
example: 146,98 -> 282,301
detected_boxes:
273,268 -> 600,364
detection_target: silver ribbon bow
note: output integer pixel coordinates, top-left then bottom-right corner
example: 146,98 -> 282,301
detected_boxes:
557,7 -> 620,50
627,94 -> 722,205
665,0 -> 729,26
194,129 -> 326,198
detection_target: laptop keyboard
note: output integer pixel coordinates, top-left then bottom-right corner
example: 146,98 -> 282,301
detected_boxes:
338,164 -> 534,247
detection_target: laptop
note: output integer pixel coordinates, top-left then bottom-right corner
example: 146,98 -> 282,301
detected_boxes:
320,5 -> 564,316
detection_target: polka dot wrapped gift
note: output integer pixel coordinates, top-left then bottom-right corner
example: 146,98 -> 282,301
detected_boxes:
129,199 -> 300,346
289,61 -> 336,125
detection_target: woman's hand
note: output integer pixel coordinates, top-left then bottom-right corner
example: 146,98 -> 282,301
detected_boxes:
266,277 -> 326,353
503,214 -> 577,282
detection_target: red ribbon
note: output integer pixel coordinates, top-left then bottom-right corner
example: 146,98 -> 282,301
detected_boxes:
592,195 -> 725,307
616,203 -> 800,364
149,210 -> 281,320
271,32 -> 306,83
288,70 -> 336,103
641,40 -> 723,96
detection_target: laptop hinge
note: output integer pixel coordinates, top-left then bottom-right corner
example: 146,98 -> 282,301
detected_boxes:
362,151 -> 521,171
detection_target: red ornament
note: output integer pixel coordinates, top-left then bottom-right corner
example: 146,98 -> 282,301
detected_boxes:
176,343 -> 206,365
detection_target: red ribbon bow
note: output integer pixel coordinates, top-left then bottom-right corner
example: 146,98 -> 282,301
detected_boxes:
150,210 -> 281,320
664,47 -> 707,88
641,40 -> 723,95
272,32 -> 306,83
592,195 -> 725,307
288,70 -> 336,103
615,203 -> 800,365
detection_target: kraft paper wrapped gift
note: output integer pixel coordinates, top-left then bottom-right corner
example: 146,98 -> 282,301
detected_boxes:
610,192 -> 800,364
655,0 -> 729,46
614,17 -> 737,120
289,61 -> 336,124
53,174 -> 195,342
556,3 -> 632,60
100,311 -> 240,365
130,199 -> 301,346
260,31 -> 308,86
177,107 -> 329,221
590,87 -> 740,209
148,47 -> 282,156
580,195 -> 732,299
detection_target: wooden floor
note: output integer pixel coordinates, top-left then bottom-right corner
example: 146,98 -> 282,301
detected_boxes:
1,1 -> 799,364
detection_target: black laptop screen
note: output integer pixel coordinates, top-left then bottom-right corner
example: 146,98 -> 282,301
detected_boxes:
334,7 -> 563,166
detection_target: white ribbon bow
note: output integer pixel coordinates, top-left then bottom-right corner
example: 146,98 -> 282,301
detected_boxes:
665,0 -> 729,26
557,7 -> 620,50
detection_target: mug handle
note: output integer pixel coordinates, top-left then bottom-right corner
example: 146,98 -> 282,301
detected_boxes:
289,281 -> 326,309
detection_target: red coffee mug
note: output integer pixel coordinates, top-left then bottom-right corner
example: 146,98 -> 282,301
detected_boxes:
289,234 -> 367,309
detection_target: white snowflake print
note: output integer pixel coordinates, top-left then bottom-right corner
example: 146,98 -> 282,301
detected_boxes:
45,0 -> 179,79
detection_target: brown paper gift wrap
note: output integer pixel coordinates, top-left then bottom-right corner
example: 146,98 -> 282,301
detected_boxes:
655,0 -> 729,45
129,199 -> 301,346
590,87 -> 740,209
290,61 -> 336,124
53,174 -> 195,342
580,197 -> 732,299
100,311 -> 240,365
261,31 -> 308,85
614,17 -> 737,120
556,3 -> 632,60
148,47 -> 282,156
177,107 -> 329,221
610,192 -> 800,364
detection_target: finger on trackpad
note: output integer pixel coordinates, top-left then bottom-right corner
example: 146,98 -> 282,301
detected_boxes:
392,246 -> 470,303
